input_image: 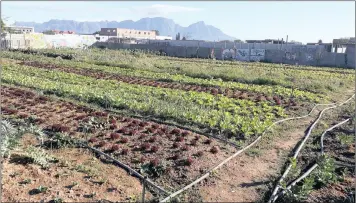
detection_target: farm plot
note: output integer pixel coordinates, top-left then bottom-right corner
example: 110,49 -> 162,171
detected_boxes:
1,48 -> 355,202
7,48 -> 353,96
1,62 -> 288,140
1,85 -> 236,191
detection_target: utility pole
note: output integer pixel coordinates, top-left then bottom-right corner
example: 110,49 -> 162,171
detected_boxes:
286,35 -> 289,44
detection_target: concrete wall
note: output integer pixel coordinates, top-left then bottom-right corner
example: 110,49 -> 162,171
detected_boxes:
345,45 -> 355,68
2,33 -> 97,49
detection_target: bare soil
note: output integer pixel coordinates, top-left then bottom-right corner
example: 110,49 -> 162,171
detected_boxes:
194,115 -> 318,202
2,134 -> 146,202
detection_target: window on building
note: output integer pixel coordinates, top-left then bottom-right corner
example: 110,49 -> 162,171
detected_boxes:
113,30 -> 116,32
144,32 -> 146,35
107,30 -> 110,32
139,32 -> 141,34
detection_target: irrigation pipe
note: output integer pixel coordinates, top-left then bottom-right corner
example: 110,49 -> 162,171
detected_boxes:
268,94 -> 355,203
274,163 -> 319,201
160,94 -> 354,203
81,143 -> 170,195
320,118 -> 351,155
274,118 -> 352,201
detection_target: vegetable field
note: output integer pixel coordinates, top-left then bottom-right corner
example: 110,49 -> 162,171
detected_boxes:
1,48 -> 354,202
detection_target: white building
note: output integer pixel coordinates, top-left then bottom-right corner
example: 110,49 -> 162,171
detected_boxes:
5,26 -> 34,34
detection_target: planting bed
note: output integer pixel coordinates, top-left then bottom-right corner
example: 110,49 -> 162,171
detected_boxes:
1,85 -> 236,190
19,60 -> 293,106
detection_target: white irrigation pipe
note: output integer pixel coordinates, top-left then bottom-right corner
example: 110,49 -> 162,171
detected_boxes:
273,118 -> 351,201
268,94 -> 355,203
320,118 -> 351,155
82,143 -> 170,195
160,95 -> 354,203
274,163 -> 319,201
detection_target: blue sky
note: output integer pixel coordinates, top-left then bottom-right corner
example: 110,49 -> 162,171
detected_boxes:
2,1 -> 355,43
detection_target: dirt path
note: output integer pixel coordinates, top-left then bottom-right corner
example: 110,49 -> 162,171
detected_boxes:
197,115 -> 317,202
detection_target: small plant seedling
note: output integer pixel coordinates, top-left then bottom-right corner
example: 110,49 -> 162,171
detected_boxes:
110,133 -> 120,140
20,179 -> 31,184
88,136 -> 99,143
185,157 -> 193,166
176,136 -> 184,142
122,148 -> 129,155
120,137 -> 129,143
181,145 -> 189,151
148,136 -> 157,143
111,144 -> 120,151
37,185 -> 48,193
210,146 -> 219,154
173,142 -> 180,148
151,146 -> 159,153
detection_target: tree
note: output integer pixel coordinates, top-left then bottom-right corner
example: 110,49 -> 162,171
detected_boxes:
152,30 -> 159,36
182,37 -> 186,40
42,30 -> 56,35
175,32 -> 181,40
318,39 -> 323,44
92,31 -> 100,35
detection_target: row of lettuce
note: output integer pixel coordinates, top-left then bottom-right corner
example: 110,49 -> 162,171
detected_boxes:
1,50 -> 327,102
3,63 -> 287,140
5,48 -> 354,95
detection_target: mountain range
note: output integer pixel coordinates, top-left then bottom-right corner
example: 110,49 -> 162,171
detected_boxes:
14,17 -> 236,41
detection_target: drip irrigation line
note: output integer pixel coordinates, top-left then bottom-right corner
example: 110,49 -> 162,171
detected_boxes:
79,142 -> 170,196
320,118 -> 351,155
274,163 -> 319,201
160,94 -> 354,203
268,94 -> 355,203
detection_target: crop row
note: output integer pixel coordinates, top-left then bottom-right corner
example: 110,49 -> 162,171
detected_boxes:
18,60 -> 299,106
2,63 -> 285,138
1,85 -> 236,189
1,50 -> 329,102
6,48 -> 353,96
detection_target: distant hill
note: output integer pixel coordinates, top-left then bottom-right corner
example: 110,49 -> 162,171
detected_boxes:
14,17 -> 236,41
